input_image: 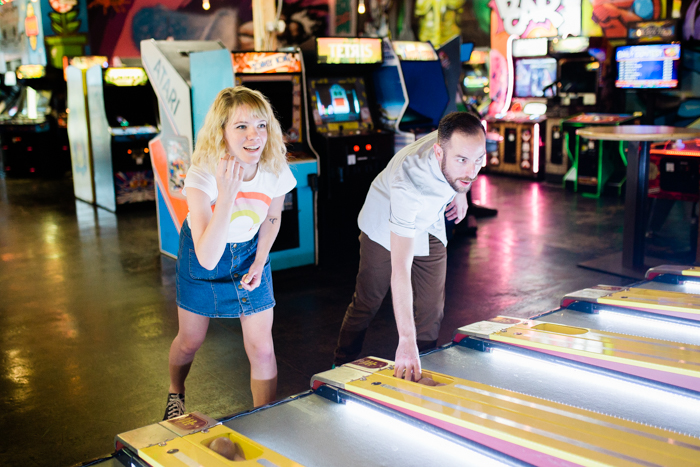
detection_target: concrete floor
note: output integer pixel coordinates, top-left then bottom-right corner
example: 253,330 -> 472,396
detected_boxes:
1,174 -> 692,466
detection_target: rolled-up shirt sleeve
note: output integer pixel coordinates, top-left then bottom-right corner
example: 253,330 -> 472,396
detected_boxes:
389,165 -> 423,238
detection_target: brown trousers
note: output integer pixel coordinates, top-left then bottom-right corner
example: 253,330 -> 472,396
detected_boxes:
333,232 -> 447,365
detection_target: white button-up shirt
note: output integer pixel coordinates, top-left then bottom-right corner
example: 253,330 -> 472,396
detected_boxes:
358,131 -> 457,256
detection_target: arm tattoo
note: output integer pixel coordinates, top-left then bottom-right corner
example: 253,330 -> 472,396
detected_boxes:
268,217 -> 278,225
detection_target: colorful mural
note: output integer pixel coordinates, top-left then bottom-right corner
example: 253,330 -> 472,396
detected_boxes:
488,0 -> 581,114
41,0 -> 90,67
87,0 -> 328,60
414,0 -> 465,46
459,0 -> 490,47
582,0 -> 665,38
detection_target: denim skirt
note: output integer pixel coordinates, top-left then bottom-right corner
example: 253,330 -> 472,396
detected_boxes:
176,221 -> 276,318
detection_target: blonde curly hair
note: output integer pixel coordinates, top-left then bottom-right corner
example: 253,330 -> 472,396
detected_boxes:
192,86 -> 287,175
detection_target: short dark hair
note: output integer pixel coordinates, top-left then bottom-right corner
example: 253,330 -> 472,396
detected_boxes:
437,112 -> 485,147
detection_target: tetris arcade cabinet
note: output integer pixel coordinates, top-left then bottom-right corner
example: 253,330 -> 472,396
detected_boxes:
231,51 -> 316,269
66,61 -> 159,211
302,37 -> 393,265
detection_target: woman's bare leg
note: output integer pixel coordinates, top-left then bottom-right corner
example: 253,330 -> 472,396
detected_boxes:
240,308 -> 277,407
168,307 -> 210,394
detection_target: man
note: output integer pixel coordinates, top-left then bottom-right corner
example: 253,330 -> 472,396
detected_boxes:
333,112 -> 486,381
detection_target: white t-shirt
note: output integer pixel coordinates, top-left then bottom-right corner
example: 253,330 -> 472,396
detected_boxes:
183,163 -> 297,243
358,131 -> 456,256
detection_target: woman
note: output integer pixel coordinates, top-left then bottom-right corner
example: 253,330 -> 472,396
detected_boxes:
164,87 -> 296,419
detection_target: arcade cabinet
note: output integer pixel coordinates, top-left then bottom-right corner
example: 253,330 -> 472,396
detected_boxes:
458,47 -> 490,116
0,65 -> 70,177
436,36 -> 463,117
371,38 -> 413,153
141,40 -> 234,259
544,36 -> 603,184
390,40 -> 450,136
649,139 -> 700,203
485,38 -> 550,179
67,61 -> 159,211
232,50 -> 316,269
302,37 -> 393,265
563,42 -> 680,198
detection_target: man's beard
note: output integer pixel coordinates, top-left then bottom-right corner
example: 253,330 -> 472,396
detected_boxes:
441,156 -> 475,193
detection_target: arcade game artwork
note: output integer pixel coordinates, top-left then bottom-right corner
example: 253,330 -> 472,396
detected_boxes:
309,77 -> 373,132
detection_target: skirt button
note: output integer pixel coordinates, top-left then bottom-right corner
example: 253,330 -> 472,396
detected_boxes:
234,273 -> 239,278
241,298 -> 247,303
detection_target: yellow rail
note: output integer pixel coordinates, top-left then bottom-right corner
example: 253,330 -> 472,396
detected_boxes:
345,367 -> 700,467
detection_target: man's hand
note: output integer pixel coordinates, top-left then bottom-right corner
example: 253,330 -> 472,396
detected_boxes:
393,338 -> 421,381
445,192 -> 468,224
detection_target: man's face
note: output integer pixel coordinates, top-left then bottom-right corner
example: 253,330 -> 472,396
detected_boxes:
434,131 -> 486,193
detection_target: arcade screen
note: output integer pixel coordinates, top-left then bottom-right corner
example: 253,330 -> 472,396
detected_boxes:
559,58 -> 599,94
514,58 -> 557,98
310,77 -> 369,125
103,83 -> 158,128
463,63 -> 489,89
237,76 -> 299,142
615,43 -> 680,89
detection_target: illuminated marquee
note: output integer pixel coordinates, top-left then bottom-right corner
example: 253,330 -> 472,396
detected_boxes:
550,36 -> 590,54
104,67 -> 149,86
233,52 -> 301,74
391,41 -> 438,61
317,38 -> 382,64
69,56 -> 109,70
16,64 -> 45,79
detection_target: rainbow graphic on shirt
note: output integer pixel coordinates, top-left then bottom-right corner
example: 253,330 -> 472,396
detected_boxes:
230,191 -> 272,232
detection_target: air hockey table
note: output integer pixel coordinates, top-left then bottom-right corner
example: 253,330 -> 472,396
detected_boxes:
93,265 -> 700,467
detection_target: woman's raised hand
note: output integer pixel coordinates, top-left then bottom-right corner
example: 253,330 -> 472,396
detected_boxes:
216,155 -> 244,204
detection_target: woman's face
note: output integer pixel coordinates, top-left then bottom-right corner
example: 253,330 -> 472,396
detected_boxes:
224,105 -> 268,166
